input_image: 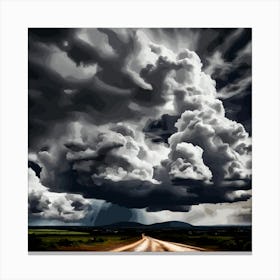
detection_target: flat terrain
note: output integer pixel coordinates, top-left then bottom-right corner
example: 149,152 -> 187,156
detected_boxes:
28,225 -> 251,252
28,229 -> 139,251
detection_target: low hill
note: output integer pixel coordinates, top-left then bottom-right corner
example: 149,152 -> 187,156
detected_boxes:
101,221 -> 194,229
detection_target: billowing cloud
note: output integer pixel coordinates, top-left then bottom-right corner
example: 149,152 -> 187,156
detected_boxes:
28,28 -> 252,224
156,46 -> 252,185
29,168 -> 91,222
167,142 -> 212,181
169,99 -> 251,184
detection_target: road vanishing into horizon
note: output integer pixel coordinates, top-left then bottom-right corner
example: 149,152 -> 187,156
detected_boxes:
112,234 -> 206,252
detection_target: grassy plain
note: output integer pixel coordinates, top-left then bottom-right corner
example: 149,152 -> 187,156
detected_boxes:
28,228 -> 139,251
148,228 -> 251,251
28,226 -> 251,252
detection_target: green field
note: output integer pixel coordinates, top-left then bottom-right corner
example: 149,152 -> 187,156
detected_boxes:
28,229 -> 90,235
28,226 -> 251,252
28,229 -> 139,251
149,230 -> 251,251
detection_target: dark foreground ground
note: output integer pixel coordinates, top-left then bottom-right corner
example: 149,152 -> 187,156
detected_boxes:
28,225 -> 251,252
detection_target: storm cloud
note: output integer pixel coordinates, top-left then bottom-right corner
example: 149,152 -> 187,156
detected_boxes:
28,168 -> 92,222
28,28 -> 252,224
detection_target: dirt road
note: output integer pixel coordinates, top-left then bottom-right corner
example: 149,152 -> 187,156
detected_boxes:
112,234 -> 206,252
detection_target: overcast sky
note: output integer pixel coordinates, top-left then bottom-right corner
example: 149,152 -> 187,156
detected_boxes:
28,28 -> 251,226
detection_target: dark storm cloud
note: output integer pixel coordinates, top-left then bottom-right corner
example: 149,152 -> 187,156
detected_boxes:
222,29 -> 251,61
28,28 -> 75,46
29,168 -> 92,222
143,114 -> 178,143
29,28 -> 252,217
28,28 -> 178,148
146,28 -> 250,68
29,112 -> 251,212
200,28 -> 252,133
50,174 -> 250,212
33,135 -> 251,211
223,88 -> 252,135
29,28 -> 251,147
94,204 -> 134,226
28,54 -> 137,148
28,160 -> 42,177
59,172 -> 250,212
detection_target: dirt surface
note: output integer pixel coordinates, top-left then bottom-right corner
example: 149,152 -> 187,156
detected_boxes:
112,234 -> 206,252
